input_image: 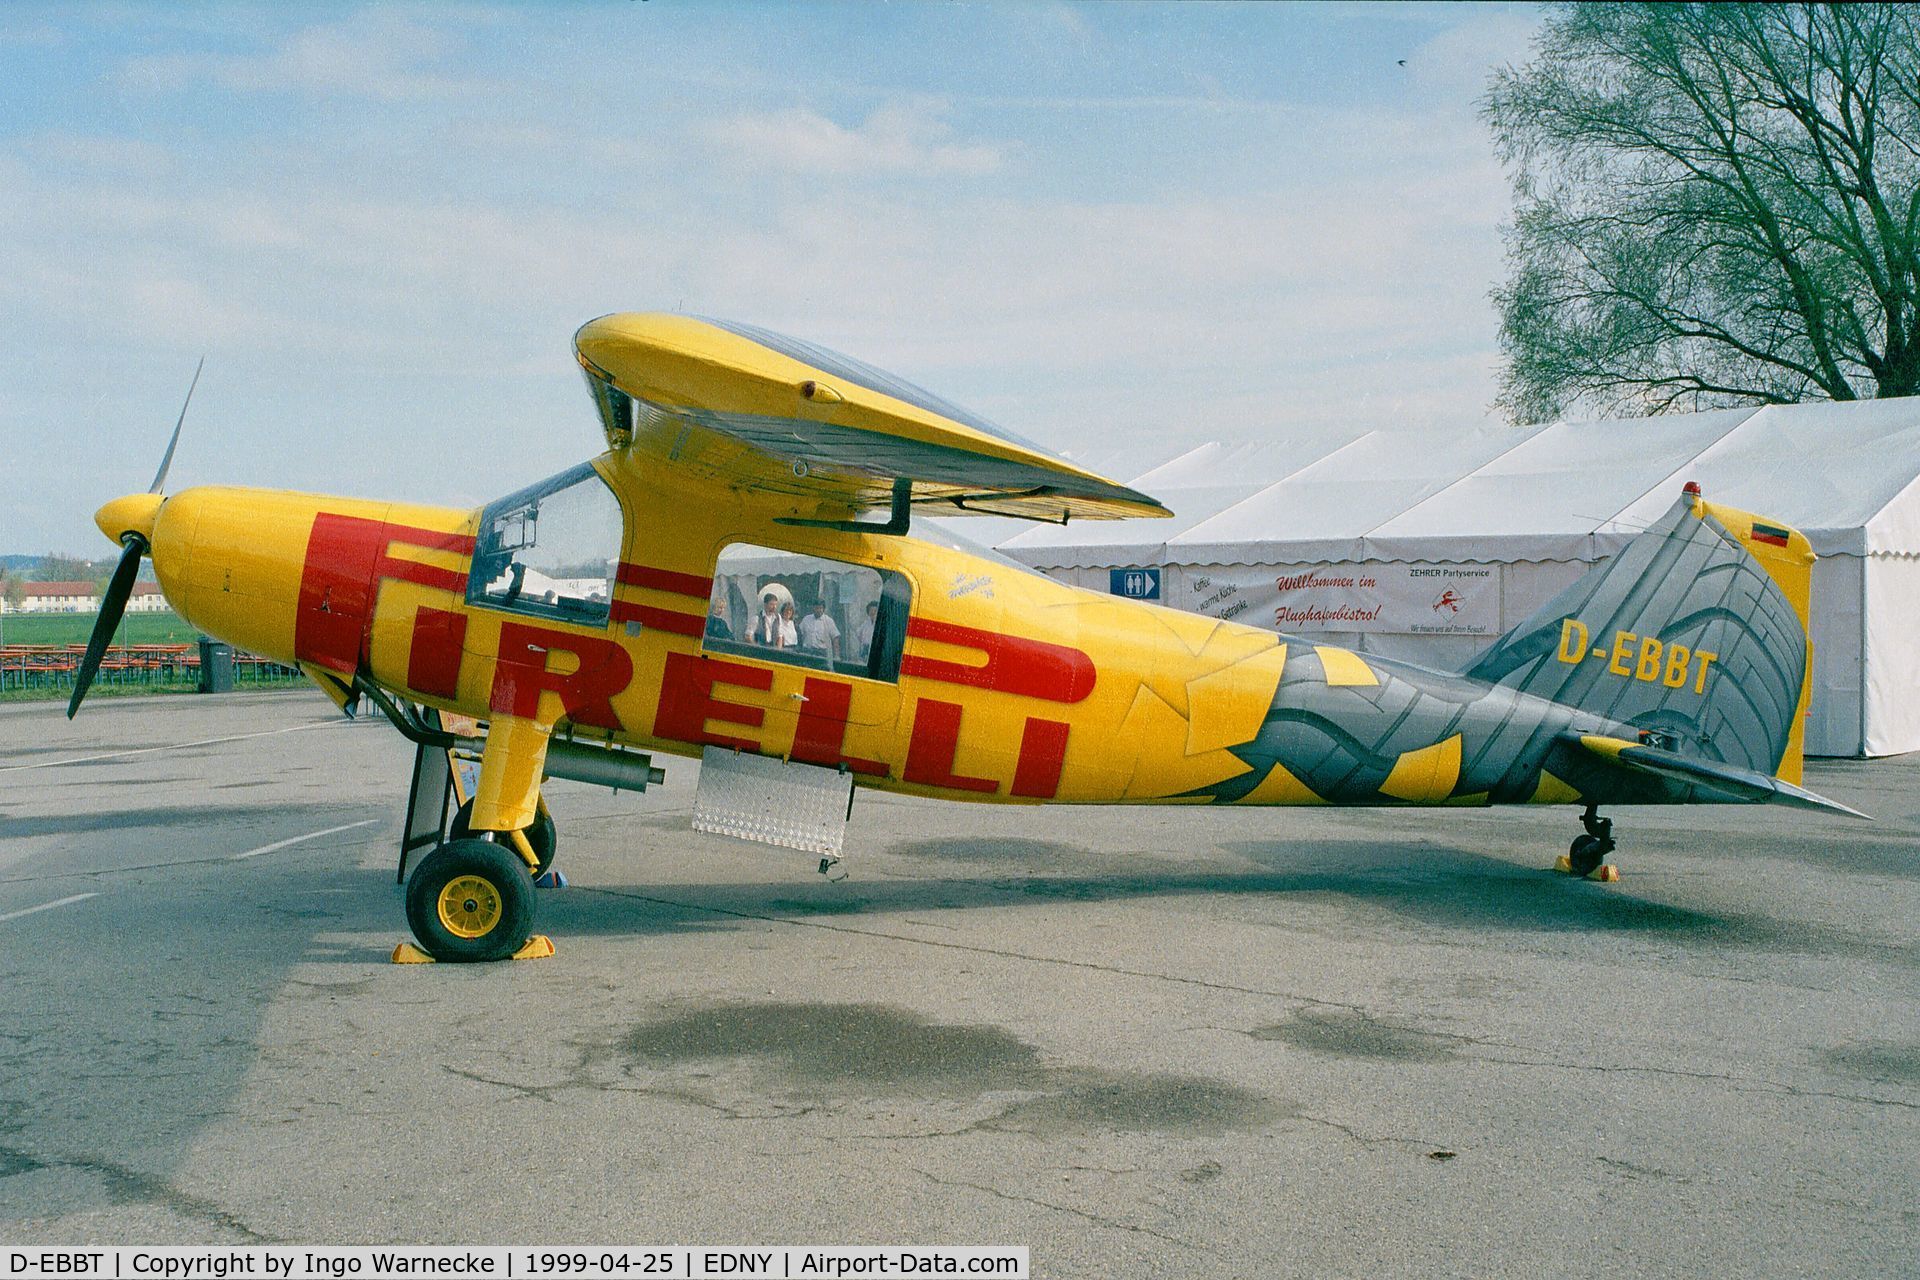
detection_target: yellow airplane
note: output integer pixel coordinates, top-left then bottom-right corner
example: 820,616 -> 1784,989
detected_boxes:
73,314 -> 1862,961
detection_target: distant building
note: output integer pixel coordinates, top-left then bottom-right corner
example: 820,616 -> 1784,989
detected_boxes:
2,581 -> 169,615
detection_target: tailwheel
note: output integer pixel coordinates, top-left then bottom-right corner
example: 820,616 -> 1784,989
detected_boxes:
1564,804 -> 1617,878
1567,834 -> 1607,877
449,798 -> 557,877
404,838 -> 536,962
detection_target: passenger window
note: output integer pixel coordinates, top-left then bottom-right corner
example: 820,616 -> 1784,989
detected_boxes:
469,462 -> 622,625
703,543 -> 910,681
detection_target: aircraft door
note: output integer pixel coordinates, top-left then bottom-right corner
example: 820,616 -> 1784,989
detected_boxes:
681,541 -> 907,777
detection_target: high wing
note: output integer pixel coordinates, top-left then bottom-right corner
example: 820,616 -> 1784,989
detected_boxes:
574,313 -> 1169,523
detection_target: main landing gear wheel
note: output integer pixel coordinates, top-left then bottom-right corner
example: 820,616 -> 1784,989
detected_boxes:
449,798 -> 557,877
404,838 -> 536,963
1567,804 -> 1617,877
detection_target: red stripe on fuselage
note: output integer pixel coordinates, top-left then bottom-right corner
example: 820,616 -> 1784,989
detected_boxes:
616,563 -> 714,598
609,600 -> 706,637
377,554 -> 467,595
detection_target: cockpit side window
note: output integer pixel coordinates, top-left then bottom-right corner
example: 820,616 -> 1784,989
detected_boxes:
468,462 -> 623,625
702,542 -> 911,682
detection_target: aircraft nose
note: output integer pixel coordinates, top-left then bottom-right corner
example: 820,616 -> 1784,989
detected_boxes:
143,486 -> 314,667
94,492 -> 164,545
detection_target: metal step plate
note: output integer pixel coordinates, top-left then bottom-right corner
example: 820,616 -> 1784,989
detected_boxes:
693,747 -> 852,857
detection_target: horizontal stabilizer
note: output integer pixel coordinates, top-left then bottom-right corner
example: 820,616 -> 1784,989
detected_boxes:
1566,734 -> 1868,819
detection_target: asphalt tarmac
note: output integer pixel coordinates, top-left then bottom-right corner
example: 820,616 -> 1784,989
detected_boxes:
1,690 -> 1915,1276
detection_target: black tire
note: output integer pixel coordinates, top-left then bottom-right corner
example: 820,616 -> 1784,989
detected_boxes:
449,798 -> 557,877
404,838 -> 536,963
1568,834 -> 1606,877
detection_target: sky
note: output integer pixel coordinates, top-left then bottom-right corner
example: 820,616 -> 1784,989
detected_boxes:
0,1 -> 1543,555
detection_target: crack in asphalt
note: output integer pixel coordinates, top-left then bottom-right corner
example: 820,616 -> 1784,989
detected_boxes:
442,1066 -> 576,1107
0,1142 -> 273,1241
444,1064 -> 826,1124
913,1167 -> 1193,1250
1469,1053 -> 1920,1110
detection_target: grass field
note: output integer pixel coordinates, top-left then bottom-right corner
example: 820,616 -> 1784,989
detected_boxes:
0,610 -> 203,646
0,609 -> 301,703
0,678 -> 207,704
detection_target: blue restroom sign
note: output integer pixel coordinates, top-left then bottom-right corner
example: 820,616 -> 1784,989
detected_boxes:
1110,568 -> 1161,599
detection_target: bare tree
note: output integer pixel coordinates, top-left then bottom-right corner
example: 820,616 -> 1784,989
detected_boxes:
1486,3 -> 1920,422
34,553 -> 97,582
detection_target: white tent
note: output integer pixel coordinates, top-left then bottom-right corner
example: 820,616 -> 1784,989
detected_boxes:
997,433 -> 1368,595
995,398 -> 1920,757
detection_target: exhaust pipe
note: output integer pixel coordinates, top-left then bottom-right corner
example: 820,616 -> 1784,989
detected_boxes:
542,737 -> 666,792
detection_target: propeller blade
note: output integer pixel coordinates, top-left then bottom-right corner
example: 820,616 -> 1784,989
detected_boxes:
148,356 -> 204,495
67,535 -> 148,719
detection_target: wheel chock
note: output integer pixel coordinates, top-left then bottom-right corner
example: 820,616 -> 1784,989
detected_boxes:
511,934 -> 556,960
389,935 -> 556,964
1552,855 -> 1620,881
533,869 -> 568,889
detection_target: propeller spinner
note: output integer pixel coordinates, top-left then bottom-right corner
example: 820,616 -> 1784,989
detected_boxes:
67,358 -> 203,719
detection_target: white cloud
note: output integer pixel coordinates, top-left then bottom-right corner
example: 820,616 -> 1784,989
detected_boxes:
17,131 -> 179,179
120,10 -> 489,101
0,96 -> 1509,434
0,18 -> 63,48
704,100 -> 1004,177
1,6 -> 1544,551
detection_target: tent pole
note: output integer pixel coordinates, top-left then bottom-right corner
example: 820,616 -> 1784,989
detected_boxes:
1861,555 -> 1870,757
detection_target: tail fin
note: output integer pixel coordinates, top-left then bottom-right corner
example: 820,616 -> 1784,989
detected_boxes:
1465,486 -> 1814,782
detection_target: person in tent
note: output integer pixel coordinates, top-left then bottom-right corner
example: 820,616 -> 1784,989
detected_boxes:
753,591 -> 783,647
798,600 -> 841,662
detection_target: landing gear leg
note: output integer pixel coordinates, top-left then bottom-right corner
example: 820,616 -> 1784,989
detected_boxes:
1562,803 -> 1617,878
451,795 -> 558,878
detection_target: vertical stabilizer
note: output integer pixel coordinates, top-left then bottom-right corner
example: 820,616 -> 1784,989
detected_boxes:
1465,486 -> 1814,781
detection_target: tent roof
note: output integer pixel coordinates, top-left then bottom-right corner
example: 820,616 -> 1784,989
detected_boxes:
1169,423 -> 1552,565
996,396 -> 1920,568
1611,399 -> 1920,556
1365,407 -> 1761,563
998,433 -> 1367,568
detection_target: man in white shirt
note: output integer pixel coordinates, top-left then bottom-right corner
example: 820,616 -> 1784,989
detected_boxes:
797,600 -> 840,662
854,600 -> 878,663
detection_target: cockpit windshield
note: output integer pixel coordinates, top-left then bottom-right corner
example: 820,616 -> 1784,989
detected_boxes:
468,462 -> 623,625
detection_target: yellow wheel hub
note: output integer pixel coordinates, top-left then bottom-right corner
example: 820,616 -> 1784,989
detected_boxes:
437,874 -> 503,938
